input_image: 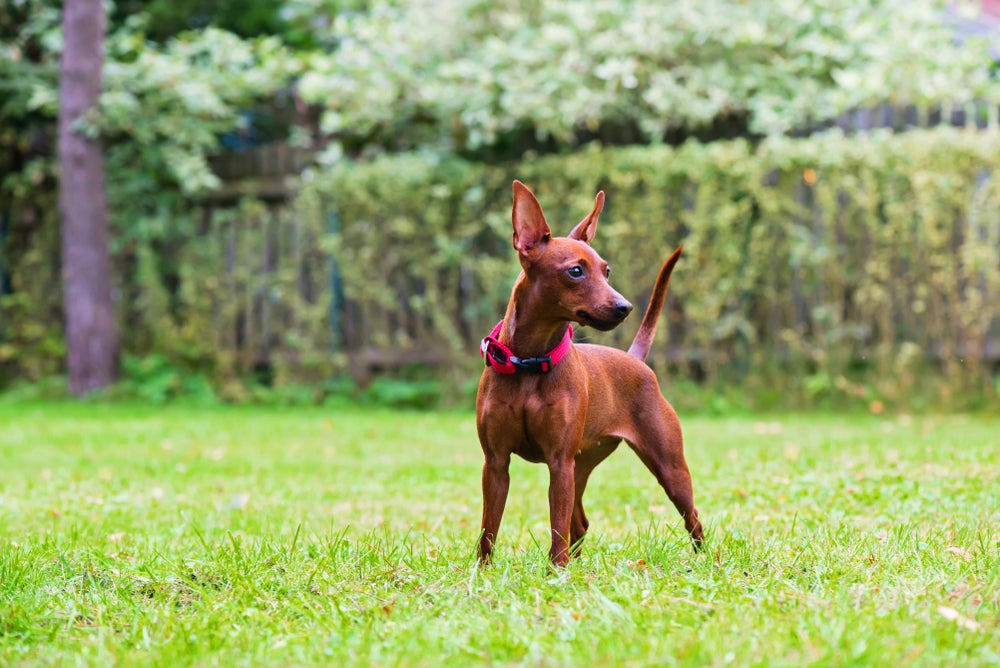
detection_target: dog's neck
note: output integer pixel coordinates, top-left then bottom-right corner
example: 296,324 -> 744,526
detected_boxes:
500,275 -> 572,359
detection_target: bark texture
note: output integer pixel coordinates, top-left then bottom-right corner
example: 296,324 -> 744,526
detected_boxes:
58,0 -> 119,394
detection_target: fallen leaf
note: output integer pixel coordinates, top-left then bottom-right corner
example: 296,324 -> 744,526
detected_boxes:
753,422 -> 783,435
938,606 -> 980,631
944,546 -> 972,561
626,559 -> 648,572
227,492 -> 251,510
783,442 -> 800,460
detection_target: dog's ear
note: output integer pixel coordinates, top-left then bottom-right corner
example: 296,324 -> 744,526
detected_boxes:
568,191 -> 604,244
512,180 -> 551,261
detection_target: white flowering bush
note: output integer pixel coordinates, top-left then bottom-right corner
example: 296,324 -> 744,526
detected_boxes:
1,8 -> 302,197
298,0 -> 998,153
99,25 -> 303,194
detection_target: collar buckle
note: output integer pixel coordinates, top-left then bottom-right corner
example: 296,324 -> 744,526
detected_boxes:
514,355 -> 553,374
480,321 -> 572,375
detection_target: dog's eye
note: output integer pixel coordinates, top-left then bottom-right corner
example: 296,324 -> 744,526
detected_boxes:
567,266 -> 584,279
605,267 -> 611,278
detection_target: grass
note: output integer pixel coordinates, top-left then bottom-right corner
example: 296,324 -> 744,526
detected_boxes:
0,400 -> 997,666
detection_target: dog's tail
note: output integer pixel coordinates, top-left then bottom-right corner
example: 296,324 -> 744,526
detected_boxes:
627,246 -> 682,362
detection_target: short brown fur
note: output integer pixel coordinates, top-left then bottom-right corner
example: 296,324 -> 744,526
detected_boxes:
476,181 -> 704,566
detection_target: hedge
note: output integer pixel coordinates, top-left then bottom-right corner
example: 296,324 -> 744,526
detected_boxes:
2,127 -> 999,408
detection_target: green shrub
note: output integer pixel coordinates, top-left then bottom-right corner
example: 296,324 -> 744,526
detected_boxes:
312,127 -> 1000,409
119,354 -> 218,404
4,128 -> 1000,410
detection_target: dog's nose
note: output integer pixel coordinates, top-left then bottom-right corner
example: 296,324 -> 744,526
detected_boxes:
615,300 -> 633,318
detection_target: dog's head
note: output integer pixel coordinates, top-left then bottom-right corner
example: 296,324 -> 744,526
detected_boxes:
510,180 -> 632,330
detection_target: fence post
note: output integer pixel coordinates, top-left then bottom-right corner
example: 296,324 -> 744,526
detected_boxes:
327,208 -> 344,353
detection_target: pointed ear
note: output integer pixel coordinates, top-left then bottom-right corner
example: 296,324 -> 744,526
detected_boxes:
511,180 -> 551,260
568,191 -> 605,244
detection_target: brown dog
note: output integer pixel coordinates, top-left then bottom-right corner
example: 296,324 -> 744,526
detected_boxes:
476,180 -> 704,566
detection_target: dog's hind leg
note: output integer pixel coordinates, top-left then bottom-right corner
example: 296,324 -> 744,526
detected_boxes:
626,400 -> 704,550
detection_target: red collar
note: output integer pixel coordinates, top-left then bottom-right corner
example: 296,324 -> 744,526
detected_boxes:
480,321 -> 573,374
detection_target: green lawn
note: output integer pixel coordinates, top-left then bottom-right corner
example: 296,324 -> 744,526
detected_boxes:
0,401 -> 997,666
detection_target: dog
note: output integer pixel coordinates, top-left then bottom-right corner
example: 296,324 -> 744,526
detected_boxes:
476,180 -> 704,566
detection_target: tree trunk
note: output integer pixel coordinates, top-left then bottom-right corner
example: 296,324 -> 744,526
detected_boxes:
58,0 -> 119,394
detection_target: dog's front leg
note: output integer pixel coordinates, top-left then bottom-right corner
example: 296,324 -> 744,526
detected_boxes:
546,454 -> 576,566
478,451 -> 511,563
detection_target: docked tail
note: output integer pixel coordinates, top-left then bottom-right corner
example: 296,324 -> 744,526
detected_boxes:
626,246 -> 683,361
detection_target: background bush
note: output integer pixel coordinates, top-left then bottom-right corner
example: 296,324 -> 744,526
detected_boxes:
311,128 -> 1000,410
2,0 -> 999,409
297,0 -> 996,155
7,126 -> 999,410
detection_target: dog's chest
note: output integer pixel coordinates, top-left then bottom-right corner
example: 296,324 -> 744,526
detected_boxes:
519,389 -> 590,460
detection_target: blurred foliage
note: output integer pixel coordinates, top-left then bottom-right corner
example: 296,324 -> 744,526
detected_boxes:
1,0 -> 999,409
98,23 -> 303,195
109,0 -> 371,48
118,354 -> 217,405
1,2 -> 303,396
1,8 -> 303,195
7,127 -> 999,410
297,0 -> 998,157
307,128 -> 1000,410
110,0 -> 289,42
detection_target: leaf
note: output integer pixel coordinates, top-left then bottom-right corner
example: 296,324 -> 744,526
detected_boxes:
227,492 -> 251,511
937,606 -> 980,631
944,546 -> 972,561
